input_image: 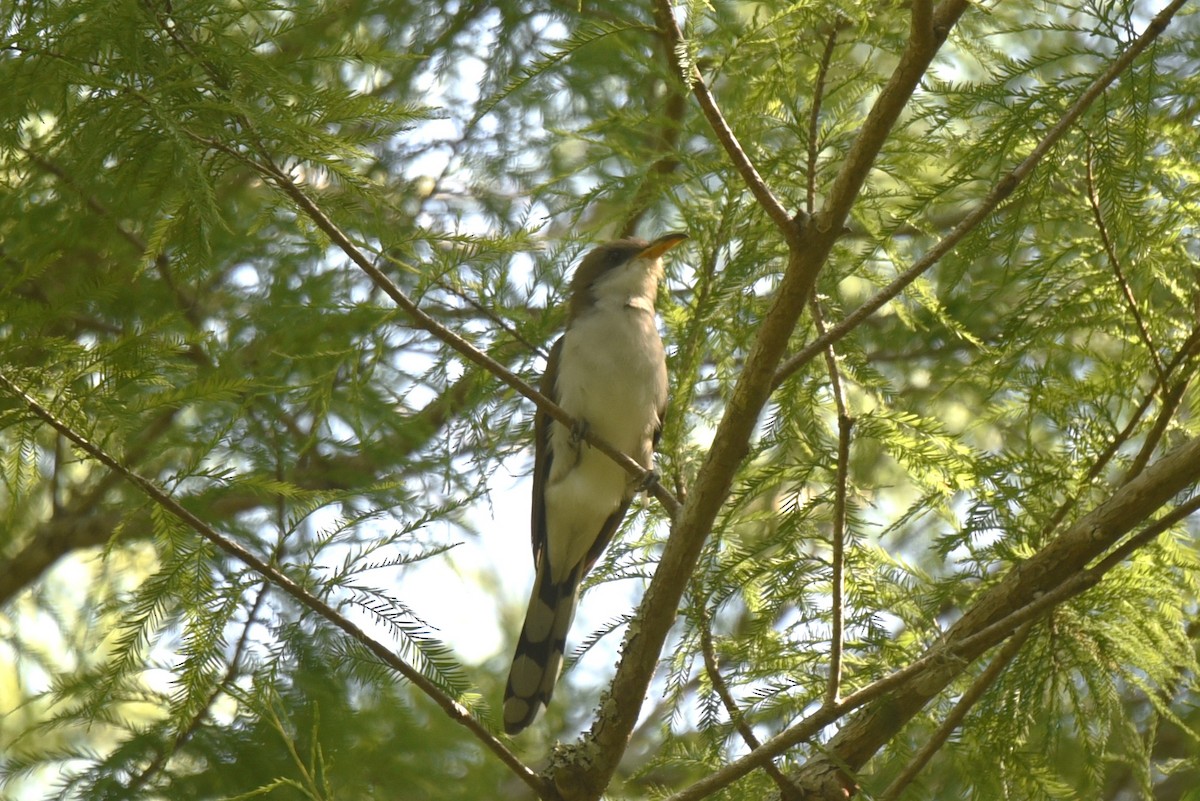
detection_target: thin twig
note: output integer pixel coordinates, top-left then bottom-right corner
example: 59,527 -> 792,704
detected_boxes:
1085,144 -> 1165,381
1036,324 -> 1200,542
878,622 -> 1034,801
773,0 -> 1188,390
0,371 -> 553,801
653,0 -> 802,244
699,614 -> 801,798
812,301 -> 852,706
1127,375 -> 1193,479
828,412 -> 852,706
807,23 -> 843,216
125,580 -> 271,794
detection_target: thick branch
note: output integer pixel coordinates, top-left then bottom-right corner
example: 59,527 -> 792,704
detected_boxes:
877,622 -> 1034,801
0,512 -> 121,605
792,435 -> 1200,796
560,3 -> 971,797
663,436 -> 1200,801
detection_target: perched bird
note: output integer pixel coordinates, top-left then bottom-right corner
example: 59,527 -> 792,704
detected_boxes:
502,233 -> 688,734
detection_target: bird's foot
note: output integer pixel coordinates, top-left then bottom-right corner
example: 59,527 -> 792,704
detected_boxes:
570,418 -> 590,447
637,469 -> 660,493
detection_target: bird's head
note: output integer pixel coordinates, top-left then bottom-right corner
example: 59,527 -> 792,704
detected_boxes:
567,232 -> 688,318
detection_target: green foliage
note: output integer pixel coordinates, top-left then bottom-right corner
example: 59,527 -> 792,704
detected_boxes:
2,0 -> 1199,799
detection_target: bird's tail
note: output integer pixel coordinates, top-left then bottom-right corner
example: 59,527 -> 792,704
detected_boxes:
503,558 -> 581,734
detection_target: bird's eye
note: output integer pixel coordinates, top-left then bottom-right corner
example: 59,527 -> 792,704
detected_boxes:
606,247 -> 638,267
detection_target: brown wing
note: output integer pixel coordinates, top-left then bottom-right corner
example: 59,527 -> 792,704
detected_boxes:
530,337 -> 563,563
653,396 -> 667,450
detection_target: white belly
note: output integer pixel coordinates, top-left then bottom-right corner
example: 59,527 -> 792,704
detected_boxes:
543,305 -> 667,580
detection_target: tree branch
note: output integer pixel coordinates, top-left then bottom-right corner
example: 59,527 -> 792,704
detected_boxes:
773,0 -> 1188,390
1085,144 -> 1165,382
699,616 -> 801,798
653,0 -> 801,244
877,622 -> 1034,801
663,436 -> 1200,801
813,301 -> 852,706
791,434 -> 1200,796
0,371 -> 554,801
1035,324 -> 1200,542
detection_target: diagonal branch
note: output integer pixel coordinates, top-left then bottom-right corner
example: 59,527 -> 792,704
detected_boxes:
806,22 -> 844,216
0,371 -> 554,801
653,0 -> 801,244
699,616 -> 801,798
789,436 -> 1200,796
877,622 -> 1034,801
664,436 -> 1200,801
1084,144 -> 1166,381
773,0 -> 1189,390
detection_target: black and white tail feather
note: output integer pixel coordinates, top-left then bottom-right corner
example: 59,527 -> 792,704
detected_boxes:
502,557 -> 581,733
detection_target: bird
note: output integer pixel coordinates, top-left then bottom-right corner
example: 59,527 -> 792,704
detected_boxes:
502,232 -> 688,735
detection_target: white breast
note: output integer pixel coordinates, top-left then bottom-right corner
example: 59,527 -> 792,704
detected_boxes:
542,301 -> 667,580
554,303 -> 666,460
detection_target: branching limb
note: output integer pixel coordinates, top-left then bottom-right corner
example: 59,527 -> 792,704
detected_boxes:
0,371 -> 554,801
773,0 -> 1189,390
563,3 -> 971,796
788,433 -> 1200,797
662,438 -> 1200,800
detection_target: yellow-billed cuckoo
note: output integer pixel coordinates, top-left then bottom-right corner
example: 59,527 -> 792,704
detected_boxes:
502,233 -> 688,734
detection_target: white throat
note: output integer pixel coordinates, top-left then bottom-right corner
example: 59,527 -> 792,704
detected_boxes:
588,256 -> 662,313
